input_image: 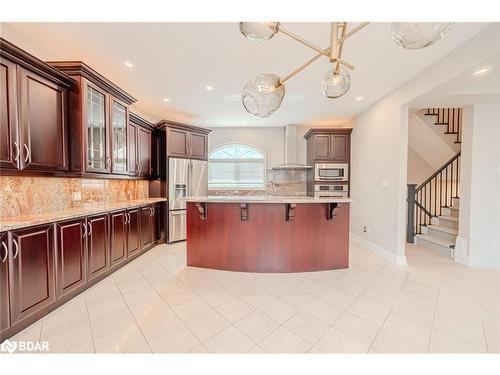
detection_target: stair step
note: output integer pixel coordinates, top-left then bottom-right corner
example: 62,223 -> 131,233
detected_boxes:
443,132 -> 459,135
416,234 -> 454,248
438,215 -> 458,222
427,225 -> 458,235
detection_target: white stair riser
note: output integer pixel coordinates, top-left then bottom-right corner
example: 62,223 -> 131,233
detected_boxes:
416,236 -> 453,257
442,207 -> 459,218
437,217 -> 459,230
421,226 -> 457,242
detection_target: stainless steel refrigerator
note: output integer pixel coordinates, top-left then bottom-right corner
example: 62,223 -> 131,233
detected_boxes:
168,157 -> 208,243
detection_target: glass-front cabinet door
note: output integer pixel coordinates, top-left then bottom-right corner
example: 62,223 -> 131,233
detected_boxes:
111,98 -> 128,174
85,83 -> 109,172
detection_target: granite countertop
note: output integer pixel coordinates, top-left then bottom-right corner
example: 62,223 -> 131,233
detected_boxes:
0,197 -> 167,231
182,196 -> 354,204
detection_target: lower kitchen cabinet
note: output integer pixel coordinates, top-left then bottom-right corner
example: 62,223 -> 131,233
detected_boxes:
8,224 -> 56,326
87,214 -> 109,281
127,207 -> 141,257
110,210 -> 128,267
55,218 -> 86,297
0,232 -> 10,337
141,205 -> 153,249
152,204 -> 161,242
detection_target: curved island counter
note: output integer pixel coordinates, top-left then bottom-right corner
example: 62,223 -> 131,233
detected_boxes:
184,196 -> 353,273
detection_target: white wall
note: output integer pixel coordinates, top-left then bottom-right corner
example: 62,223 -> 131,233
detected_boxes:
407,146 -> 435,185
456,104 -> 500,269
208,127 -> 285,168
349,24 -> 500,264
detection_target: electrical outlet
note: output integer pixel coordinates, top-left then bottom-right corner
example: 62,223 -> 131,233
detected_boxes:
362,225 -> 371,234
72,191 -> 81,202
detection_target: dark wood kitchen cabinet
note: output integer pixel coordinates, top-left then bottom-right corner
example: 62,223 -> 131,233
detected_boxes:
48,61 -> 136,176
152,204 -> 161,242
140,205 -> 154,249
8,224 -> 56,326
0,232 -> 10,337
138,127 -> 152,177
158,121 -> 210,160
0,38 -> 72,174
87,213 -> 110,281
110,210 -> 127,267
304,128 -> 352,163
129,112 -> 156,179
55,217 -> 86,297
127,207 -> 141,257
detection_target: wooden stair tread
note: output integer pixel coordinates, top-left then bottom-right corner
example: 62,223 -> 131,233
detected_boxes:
427,224 -> 458,235
416,234 -> 454,248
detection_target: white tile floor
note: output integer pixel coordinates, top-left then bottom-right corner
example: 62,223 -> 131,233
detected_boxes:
10,240 -> 500,354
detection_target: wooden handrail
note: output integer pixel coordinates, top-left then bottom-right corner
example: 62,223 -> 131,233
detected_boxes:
416,151 -> 461,192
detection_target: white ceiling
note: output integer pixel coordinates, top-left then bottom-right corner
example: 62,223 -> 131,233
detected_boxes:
3,22 -> 491,127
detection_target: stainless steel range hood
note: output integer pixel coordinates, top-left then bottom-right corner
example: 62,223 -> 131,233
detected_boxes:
272,125 -> 312,170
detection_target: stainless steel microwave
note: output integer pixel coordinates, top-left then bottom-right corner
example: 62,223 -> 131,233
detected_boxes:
314,163 -> 349,182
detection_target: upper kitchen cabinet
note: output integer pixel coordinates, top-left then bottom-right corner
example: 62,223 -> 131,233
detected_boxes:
0,38 -> 73,173
48,61 -> 136,176
129,112 -> 157,179
157,121 -> 211,160
304,128 -> 353,163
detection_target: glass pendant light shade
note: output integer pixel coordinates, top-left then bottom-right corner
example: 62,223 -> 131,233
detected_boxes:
239,22 -> 279,41
322,66 -> 351,99
242,73 -> 285,118
391,22 -> 453,49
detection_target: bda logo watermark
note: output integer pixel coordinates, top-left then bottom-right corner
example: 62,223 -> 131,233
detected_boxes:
1,339 -> 49,353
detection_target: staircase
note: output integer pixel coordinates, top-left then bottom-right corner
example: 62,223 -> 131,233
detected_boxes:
407,107 -> 463,258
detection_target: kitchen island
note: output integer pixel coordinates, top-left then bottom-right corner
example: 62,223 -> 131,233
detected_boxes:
184,196 -> 353,273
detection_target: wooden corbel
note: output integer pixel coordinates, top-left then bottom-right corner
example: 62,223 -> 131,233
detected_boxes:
195,202 -> 208,220
327,203 -> 339,220
240,203 -> 248,221
286,203 -> 296,221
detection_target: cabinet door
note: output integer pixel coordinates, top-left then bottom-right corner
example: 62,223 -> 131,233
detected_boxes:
110,97 -> 128,174
189,132 -> 207,160
140,205 -> 153,249
84,81 -> 110,173
87,214 -> 109,280
0,58 -> 19,169
330,134 -> 350,162
18,67 -> 68,172
9,224 -> 55,325
128,121 -> 138,176
55,218 -> 86,297
138,127 -> 152,177
127,208 -> 141,256
0,232 -> 10,336
313,134 -> 331,160
167,128 -> 188,158
152,204 -> 161,242
110,210 -> 127,267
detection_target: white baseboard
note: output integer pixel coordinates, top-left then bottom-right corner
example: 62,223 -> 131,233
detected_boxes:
454,236 -> 469,266
350,232 -> 408,266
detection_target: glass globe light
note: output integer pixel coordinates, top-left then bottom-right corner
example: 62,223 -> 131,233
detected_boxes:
322,66 -> 351,99
242,73 -> 285,118
239,22 -> 279,42
391,22 -> 453,49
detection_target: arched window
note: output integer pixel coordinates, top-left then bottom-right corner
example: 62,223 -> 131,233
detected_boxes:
208,143 -> 266,190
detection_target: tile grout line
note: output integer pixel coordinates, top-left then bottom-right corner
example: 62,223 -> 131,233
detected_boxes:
481,319 -> 489,353
426,289 -> 440,353
83,292 -> 97,353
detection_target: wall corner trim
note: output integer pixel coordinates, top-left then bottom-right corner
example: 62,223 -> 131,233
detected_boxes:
350,232 -> 408,266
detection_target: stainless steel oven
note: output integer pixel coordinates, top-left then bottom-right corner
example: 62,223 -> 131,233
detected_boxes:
314,163 -> 349,182
314,184 -> 348,198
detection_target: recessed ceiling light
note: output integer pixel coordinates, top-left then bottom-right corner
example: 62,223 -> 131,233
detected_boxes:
124,61 -> 134,68
473,67 -> 491,76
163,98 -> 170,103
356,96 -> 363,101
206,86 -> 213,91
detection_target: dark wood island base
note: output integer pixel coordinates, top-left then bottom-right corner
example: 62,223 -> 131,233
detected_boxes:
186,200 -> 350,273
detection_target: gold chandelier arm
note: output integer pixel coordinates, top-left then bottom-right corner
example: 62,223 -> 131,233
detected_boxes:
338,58 -> 355,71
335,23 -> 348,74
339,22 -> 370,42
279,51 -> 325,85
277,26 -> 330,57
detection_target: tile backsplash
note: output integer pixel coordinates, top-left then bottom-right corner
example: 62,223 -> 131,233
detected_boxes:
0,176 -> 149,217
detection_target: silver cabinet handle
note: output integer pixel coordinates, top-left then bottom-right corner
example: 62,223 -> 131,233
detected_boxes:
1,242 -> 7,263
153,207 -> 155,215
124,213 -> 128,225
125,213 -> 130,225
106,156 -> 111,168
150,207 -> 153,216
12,238 -> 19,260
23,143 -> 30,163
13,142 -> 20,161
128,213 -> 131,224
88,222 -> 93,236
82,222 -> 87,237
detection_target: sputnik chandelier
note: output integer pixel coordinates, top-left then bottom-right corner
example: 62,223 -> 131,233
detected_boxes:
239,22 -> 453,117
